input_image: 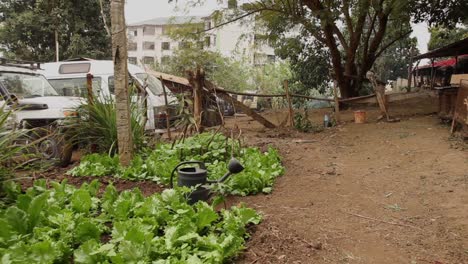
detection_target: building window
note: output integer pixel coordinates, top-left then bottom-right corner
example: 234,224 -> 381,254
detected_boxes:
143,26 -> 155,36
128,42 -> 137,51
143,56 -> 155,65
197,41 -> 204,49
204,36 -> 211,47
254,53 -> 267,66
161,56 -> 171,65
162,25 -> 174,35
161,42 -> 170,50
128,57 -> 137,65
179,42 -> 190,49
129,29 -> 138,37
143,41 -> 155,50
205,21 -> 211,30
267,55 -> 276,63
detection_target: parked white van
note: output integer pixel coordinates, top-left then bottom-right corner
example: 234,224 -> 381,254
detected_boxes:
0,58 -> 82,165
41,60 -> 178,132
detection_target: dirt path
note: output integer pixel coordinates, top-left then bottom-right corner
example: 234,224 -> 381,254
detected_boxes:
228,108 -> 468,263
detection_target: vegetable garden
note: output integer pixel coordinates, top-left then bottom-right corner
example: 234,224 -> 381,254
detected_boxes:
0,132 -> 284,263
0,180 -> 261,263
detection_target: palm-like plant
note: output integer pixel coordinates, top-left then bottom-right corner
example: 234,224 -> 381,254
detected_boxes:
0,106 -> 28,196
63,95 -> 146,155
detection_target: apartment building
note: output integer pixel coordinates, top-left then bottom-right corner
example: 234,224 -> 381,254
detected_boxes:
127,12 -> 276,66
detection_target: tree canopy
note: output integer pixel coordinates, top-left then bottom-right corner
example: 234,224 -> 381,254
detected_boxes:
428,26 -> 468,51
238,0 -> 415,98
194,0 -> 462,98
0,0 -> 112,62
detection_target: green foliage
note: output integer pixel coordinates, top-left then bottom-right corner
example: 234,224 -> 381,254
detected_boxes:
68,154 -> 120,177
0,180 -> 261,263
69,133 -> 285,196
241,0 -> 423,97
63,96 -> 146,155
410,0 -> 468,28
428,26 -> 468,51
293,112 -> 324,133
0,0 -> 111,61
373,29 -> 419,82
275,38 -> 330,98
0,106 -> 28,197
151,17 -> 292,94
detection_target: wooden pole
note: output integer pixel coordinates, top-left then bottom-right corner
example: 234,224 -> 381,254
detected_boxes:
204,80 -> 276,128
86,73 -> 94,105
333,80 -> 340,123
284,80 -> 294,127
430,58 -> 435,90
188,68 -> 204,133
160,75 -> 172,140
407,56 -> 413,92
55,30 -> 59,62
111,0 -> 133,165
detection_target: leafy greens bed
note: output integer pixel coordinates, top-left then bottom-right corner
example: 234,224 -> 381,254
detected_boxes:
0,180 -> 261,263
69,133 -> 284,196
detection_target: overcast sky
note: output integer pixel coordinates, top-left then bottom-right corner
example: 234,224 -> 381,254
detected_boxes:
125,0 -> 430,53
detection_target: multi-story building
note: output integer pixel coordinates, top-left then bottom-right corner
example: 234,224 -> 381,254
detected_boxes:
127,12 -> 276,67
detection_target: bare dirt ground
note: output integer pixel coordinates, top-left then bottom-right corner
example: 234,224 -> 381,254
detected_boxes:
227,97 -> 468,264
15,94 -> 467,264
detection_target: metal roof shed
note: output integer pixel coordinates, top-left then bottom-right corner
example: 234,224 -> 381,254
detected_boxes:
413,37 -> 468,60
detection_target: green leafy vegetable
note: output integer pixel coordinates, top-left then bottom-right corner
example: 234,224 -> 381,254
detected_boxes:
0,181 -> 261,263
69,133 -> 284,195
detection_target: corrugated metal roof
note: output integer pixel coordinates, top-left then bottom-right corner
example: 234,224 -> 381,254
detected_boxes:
414,37 -> 468,60
416,55 -> 468,70
128,16 -> 205,27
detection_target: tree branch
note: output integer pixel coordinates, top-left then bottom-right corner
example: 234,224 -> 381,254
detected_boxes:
375,30 -> 412,58
99,0 -> 111,37
333,25 -> 349,50
194,9 -> 268,34
342,0 -> 354,35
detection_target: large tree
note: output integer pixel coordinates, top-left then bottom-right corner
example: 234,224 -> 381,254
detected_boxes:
198,0 -> 463,98
0,0 -> 111,61
239,0 -> 415,98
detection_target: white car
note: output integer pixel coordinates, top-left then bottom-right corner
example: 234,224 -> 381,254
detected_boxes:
41,60 -> 178,133
0,59 -> 81,164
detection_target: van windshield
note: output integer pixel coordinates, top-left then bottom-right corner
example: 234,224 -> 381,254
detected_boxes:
135,73 -> 164,95
48,77 -> 102,97
0,72 -> 58,98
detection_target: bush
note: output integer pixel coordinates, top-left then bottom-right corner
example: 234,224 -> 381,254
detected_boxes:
0,106 -> 28,197
64,96 -> 146,155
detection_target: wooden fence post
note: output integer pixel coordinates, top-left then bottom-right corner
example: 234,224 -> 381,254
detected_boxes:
284,80 -> 294,127
160,75 -> 172,140
188,68 -> 204,133
86,73 -> 94,105
333,80 -> 341,123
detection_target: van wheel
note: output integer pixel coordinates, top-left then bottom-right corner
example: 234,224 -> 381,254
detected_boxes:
39,138 -> 73,167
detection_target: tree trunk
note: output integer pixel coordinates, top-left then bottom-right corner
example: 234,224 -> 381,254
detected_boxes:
110,0 -> 133,166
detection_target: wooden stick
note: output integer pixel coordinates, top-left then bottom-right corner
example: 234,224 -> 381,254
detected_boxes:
160,75 -> 172,140
187,68 -> 204,133
333,80 -> 340,123
284,80 -> 294,127
344,211 -> 421,230
204,80 -> 276,128
86,73 -> 94,105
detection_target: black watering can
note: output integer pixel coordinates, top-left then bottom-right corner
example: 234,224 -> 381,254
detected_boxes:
170,158 -> 244,204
